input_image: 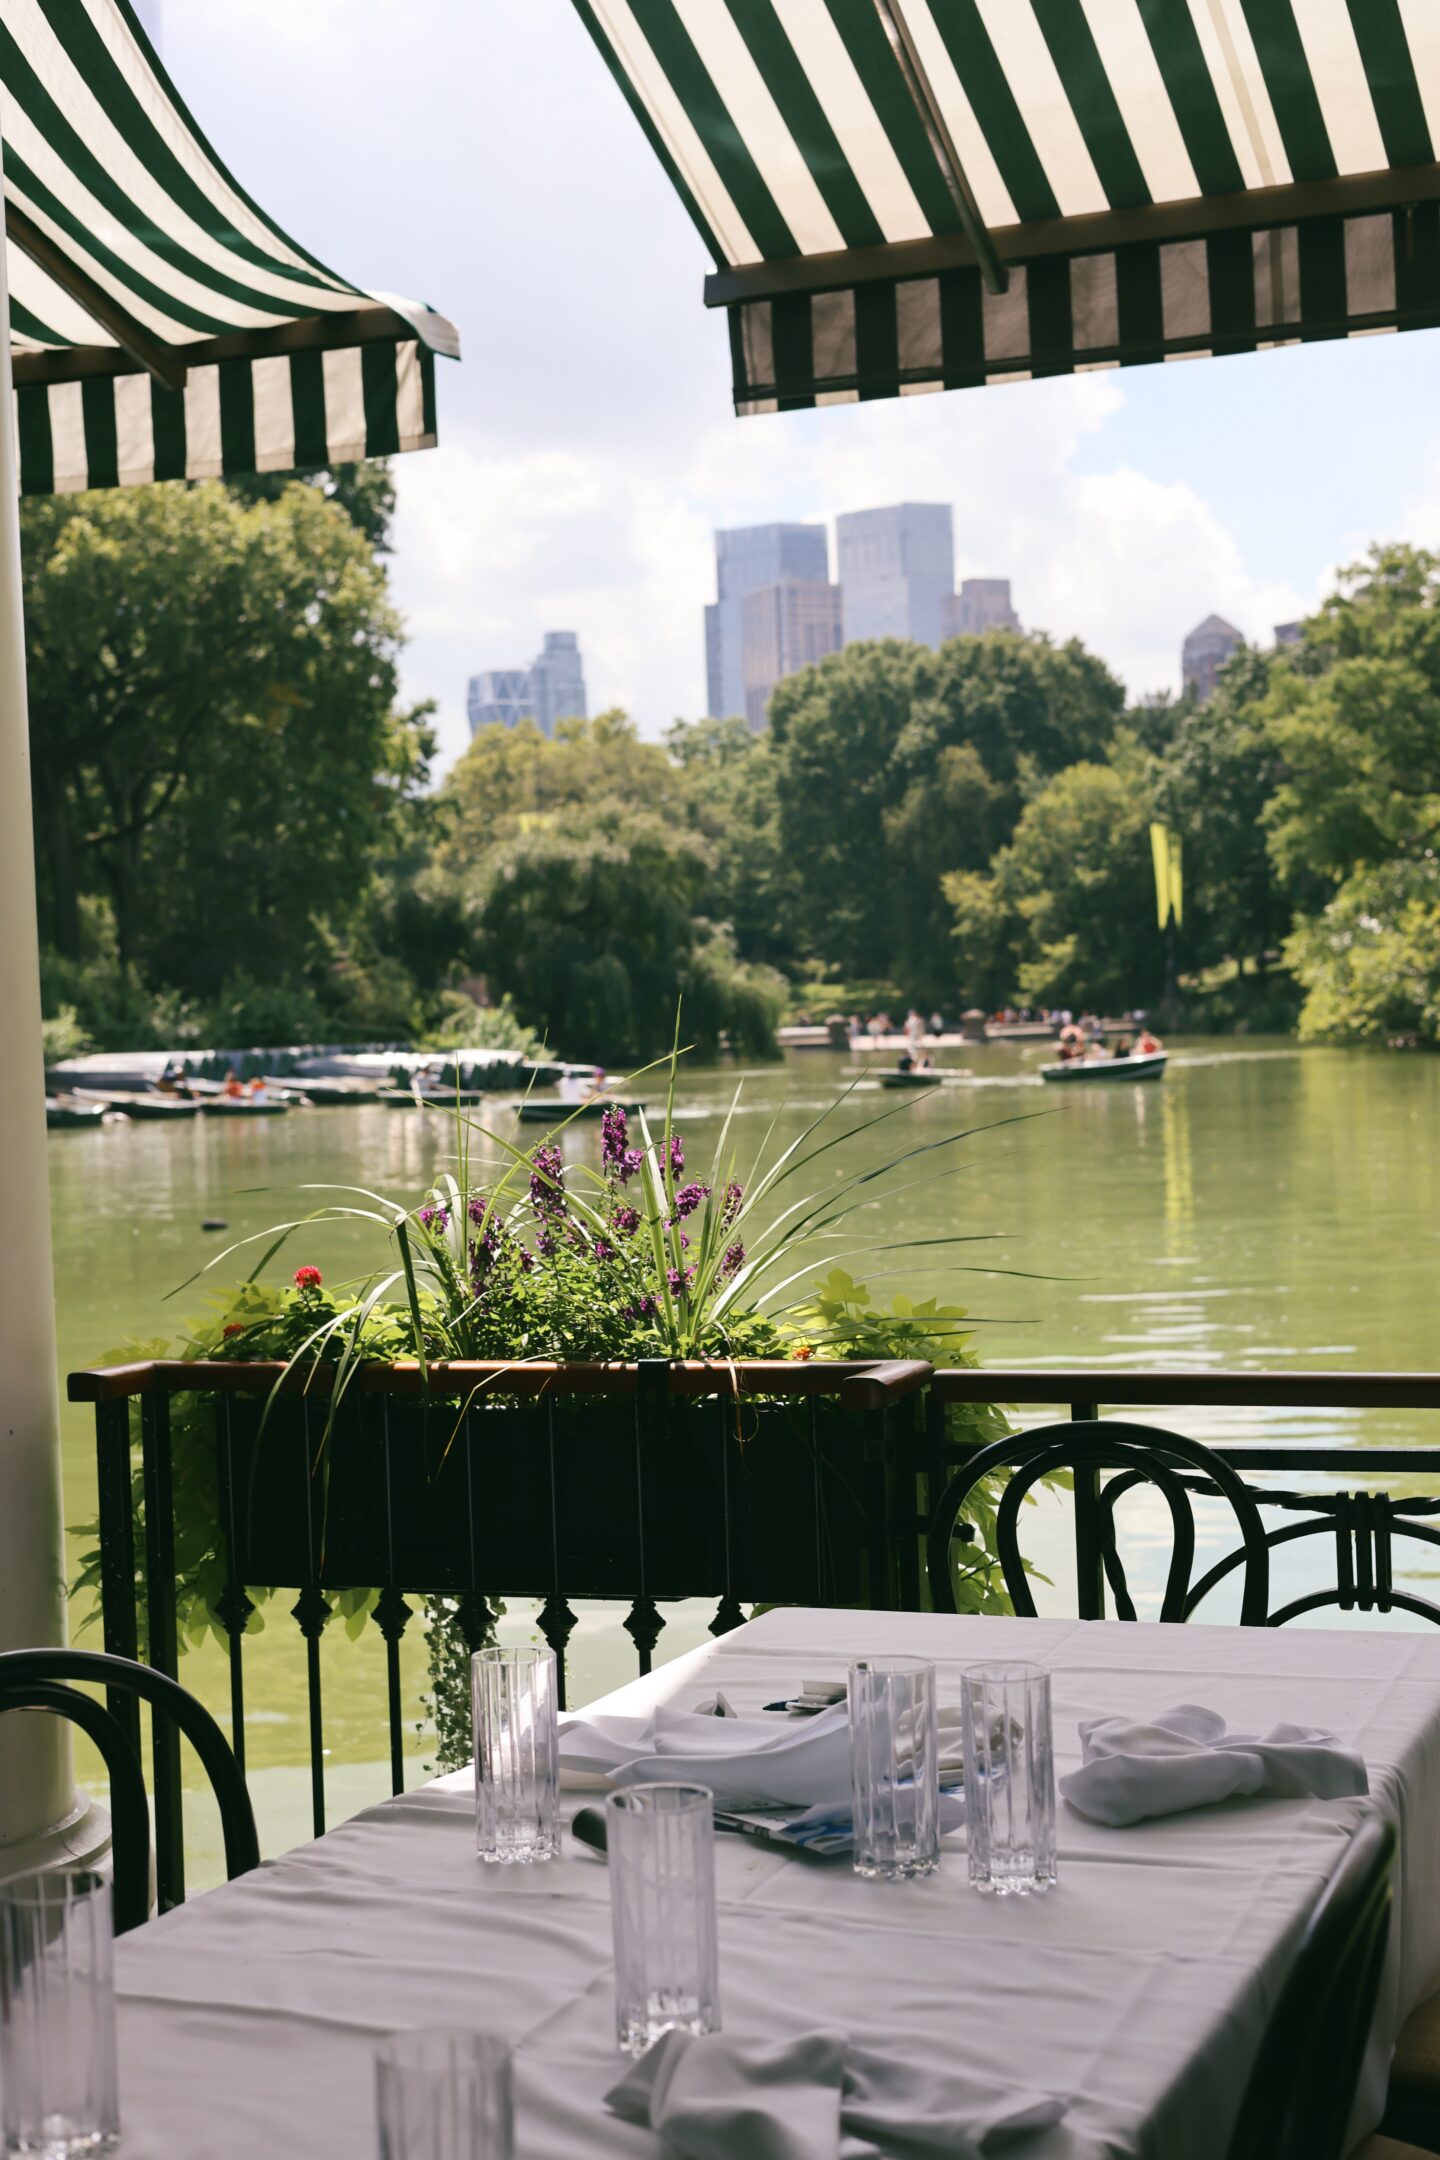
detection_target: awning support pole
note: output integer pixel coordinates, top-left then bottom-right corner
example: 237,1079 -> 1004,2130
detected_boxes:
870,0 -> 1008,296
0,153 -> 105,1878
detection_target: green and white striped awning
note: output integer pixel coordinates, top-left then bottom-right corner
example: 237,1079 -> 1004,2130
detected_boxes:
574,0 -> 1440,413
1,0 -> 458,494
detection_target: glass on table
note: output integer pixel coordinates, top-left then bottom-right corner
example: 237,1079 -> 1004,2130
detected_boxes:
961,1662 -> 1057,1896
375,2029 -> 513,2160
606,1782 -> 721,2056
848,1654 -> 941,1881
0,1867 -> 119,2156
472,1645 -> 559,1864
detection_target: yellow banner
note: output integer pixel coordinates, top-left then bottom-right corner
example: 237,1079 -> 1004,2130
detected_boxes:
1150,822 -> 1183,929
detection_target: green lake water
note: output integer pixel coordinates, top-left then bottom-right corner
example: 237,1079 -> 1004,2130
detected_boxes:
49,1039 -> 1440,1874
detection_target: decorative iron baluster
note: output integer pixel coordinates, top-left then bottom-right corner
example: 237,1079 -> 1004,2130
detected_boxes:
214,1397 -> 254,1779
710,1395 -> 743,1637
625,1361 -> 667,1675
1069,1401 -> 1105,1620
140,1389 -> 183,1910
377,1398 -> 411,1796
297,1399 -> 329,1835
94,1397 -> 140,1757
542,1400 -> 574,1708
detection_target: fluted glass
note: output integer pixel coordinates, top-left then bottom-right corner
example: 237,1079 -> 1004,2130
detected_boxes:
848,1655 -> 940,1880
472,1646 -> 559,1864
961,1662 -> 1057,1895
607,1783 -> 720,2056
375,2029 -> 513,2160
0,1868 -> 118,2156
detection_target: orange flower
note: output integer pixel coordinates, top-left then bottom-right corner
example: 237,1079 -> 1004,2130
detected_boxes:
223,1323 -> 245,1339
791,1342 -> 815,1361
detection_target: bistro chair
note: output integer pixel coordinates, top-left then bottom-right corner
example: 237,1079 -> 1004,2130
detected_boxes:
1227,1810 -> 1397,2160
925,1420 -> 1270,1624
1378,1983 -> 1440,2150
0,1647 -> 259,1935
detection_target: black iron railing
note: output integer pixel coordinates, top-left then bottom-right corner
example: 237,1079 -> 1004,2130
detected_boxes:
68,1358 -> 1440,1912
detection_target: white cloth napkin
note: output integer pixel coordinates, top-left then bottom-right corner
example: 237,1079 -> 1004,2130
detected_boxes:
559,1702 -> 967,1815
605,2028 -> 1066,2160
1059,1702 -> 1369,1827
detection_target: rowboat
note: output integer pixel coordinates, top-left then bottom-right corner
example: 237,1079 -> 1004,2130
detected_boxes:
72,1088 -> 201,1120
879,1070 -> 945,1089
46,1095 -> 108,1129
198,1096 -> 290,1118
1040,1052 -> 1168,1085
514,1098 -> 646,1124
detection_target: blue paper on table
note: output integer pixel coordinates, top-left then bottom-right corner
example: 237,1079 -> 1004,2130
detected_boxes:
762,1787 -> 967,1857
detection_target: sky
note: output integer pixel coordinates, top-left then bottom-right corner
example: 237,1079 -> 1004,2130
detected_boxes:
160,0 -> 1440,771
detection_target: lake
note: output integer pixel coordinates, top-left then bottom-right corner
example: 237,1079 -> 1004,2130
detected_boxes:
49,1038 -> 1440,1872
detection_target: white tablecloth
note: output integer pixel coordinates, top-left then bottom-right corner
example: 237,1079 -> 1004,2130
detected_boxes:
111,1611 -> 1440,2159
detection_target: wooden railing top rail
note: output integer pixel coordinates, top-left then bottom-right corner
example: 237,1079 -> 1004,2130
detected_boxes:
66,1356 -> 934,1411
931,1369 -> 1440,1411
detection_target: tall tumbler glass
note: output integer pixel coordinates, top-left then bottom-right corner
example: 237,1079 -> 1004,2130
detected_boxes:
961,1662 -> 1057,1895
0,1867 -> 119,2155
473,1645 -> 559,1864
606,1783 -> 720,2056
848,1655 -> 940,1881
375,2029 -> 513,2160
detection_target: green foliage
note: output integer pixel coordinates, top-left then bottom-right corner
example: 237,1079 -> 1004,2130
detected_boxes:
786,1268 -> 1026,1617
41,1004 -> 90,1065
1284,860 -> 1440,1044
423,993 -> 545,1055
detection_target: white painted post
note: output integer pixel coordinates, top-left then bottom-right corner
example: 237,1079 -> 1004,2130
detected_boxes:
0,204 -> 103,1871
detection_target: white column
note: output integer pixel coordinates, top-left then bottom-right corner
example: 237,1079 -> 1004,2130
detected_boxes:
0,206 -> 103,1871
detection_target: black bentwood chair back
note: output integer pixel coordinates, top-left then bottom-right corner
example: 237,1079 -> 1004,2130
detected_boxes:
1228,1811 -> 1396,2160
925,1420 -> 1271,1625
0,1647 -> 259,1934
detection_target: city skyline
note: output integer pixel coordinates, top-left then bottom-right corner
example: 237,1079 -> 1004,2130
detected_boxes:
467,628 -> 588,738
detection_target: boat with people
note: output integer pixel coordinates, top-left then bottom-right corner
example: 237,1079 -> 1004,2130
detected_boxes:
879,1069 -> 945,1090
1041,1050 -> 1168,1085
71,1088 -> 201,1121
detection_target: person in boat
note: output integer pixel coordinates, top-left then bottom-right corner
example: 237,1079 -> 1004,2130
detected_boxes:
249,1075 -> 268,1101
1057,1024 -> 1087,1063
222,1071 -> 246,1099
1112,1036 -> 1132,1060
1136,1029 -> 1162,1055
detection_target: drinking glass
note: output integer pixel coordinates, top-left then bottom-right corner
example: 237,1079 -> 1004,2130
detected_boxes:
961,1662 -> 1057,1895
472,1645 -> 558,1864
375,2029 -> 513,2160
606,1783 -> 720,2056
0,1867 -> 119,2156
848,1655 -> 940,1880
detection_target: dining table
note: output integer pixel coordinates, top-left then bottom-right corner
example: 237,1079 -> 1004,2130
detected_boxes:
108,1606 -> 1440,2158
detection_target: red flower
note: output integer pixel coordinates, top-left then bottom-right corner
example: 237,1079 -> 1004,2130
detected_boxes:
222,1323 -> 245,1339
293,1265 -> 323,1290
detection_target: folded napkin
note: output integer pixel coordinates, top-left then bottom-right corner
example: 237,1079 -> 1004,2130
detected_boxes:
606,2028 -> 1066,2160
1060,1702 -> 1369,1827
559,1701 -> 967,1815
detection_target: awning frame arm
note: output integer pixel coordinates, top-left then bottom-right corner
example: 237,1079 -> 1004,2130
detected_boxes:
4,200 -> 188,392
870,0 -> 1007,296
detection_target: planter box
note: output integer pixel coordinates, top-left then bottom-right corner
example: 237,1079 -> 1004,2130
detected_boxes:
219,1375 -> 920,1612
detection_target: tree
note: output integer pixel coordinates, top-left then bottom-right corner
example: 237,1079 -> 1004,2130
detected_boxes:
950,748 -> 1160,1012
666,716 -> 788,965
437,708 -> 681,879
471,805 -> 782,1063
1283,860 -> 1440,1045
24,480 -> 426,1009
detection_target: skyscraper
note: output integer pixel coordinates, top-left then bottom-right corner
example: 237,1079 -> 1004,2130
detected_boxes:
705,523 -> 829,720
836,503 -> 954,649
1182,615 -> 1242,703
466,631 -> 587,738
529,631 -> 587,733
942,578 -> 1021,639
741,579 -> 843,731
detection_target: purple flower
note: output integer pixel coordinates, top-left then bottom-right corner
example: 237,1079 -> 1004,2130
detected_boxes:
624,1293 -> 658,1321
667,1133 -> 684,1177
601,1104 -> 628,1173
467,1195 -> 490,1226
722,1181 -> 744,1228
669,1181 -> 709,1223
613,1204 -> 640,1236
529,1145 -> 566,1218
593,1238 -> 617,1263
536,1227 -> 557,1258
418,1204 -> 450,1232
620,1147 -> 644,1183
721,1240 -> 745,1279
518,1247 -> 536,1273
665,1263 -> 697,1298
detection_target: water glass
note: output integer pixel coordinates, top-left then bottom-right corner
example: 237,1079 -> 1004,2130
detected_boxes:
472,1646 -> 558,1864
0,1868 -> 119,2156
848,1655 -> 940,1881
375,2029 -> 513,2160
961,1662 -> 1057,1895
607,1783 -> 720,2056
